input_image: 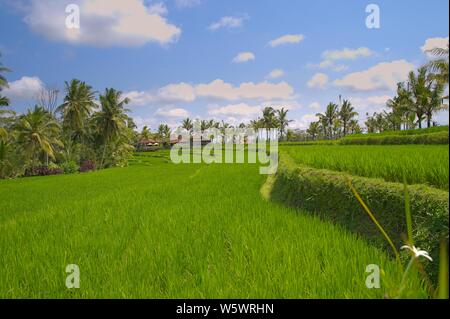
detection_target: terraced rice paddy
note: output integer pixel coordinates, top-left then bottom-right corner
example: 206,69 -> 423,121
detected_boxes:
281,145 -> 449,190
0,152 -> 427,298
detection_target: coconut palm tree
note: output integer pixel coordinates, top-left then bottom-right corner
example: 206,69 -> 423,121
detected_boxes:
261,107 -> 278,141
426,44 -> 449,89
14,106 -> 62,166
140,126 -> 151,141
348,119 -> 362,135
424,81 -> 447,128
92,88 -> 130,168
157,124 -> 171,146
0,53 -> 10,89
406,67 -> 430,129
276,108 -> 292,141
0,53 -> 11,107
306,121 -> 320,140
181,118 -> 193,133
316,103 -> 339,138
339,100 -> 358,136
57,79 -> 96,141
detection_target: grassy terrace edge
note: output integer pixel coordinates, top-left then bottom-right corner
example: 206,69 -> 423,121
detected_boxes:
280,126 -> 449,146
270,154 -> 449,279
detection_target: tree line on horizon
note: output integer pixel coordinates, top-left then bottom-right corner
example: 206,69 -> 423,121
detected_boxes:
0,43 -> 448,178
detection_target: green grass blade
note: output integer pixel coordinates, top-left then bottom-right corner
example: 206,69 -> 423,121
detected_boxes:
348,179 -> 401,265
403,179 -> 413,246
438,239 -> 449,299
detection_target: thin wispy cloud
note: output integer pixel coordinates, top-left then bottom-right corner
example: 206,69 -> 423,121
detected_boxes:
208,15 -> 248,31
268,34 -> 304,47
175,0 -> 202,9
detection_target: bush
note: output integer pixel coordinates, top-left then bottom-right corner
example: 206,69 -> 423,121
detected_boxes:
79,160 -> 95,173
271,155 -> 449,279
24,166 -> 63,177
61,161 -> 79,174
339,131 -> 449,145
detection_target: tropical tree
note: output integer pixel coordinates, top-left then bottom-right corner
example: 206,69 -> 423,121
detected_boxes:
57,79 -> 96,142
261,107 -> 279,140
348,119 -> 362,135
276,107 -> 292,141
157,124 -> 171,147
306,121 -> 320,140
14,106 -> 62,166
92,88 -> 130,168
406,67 -> 431,129
424,81 -> 447,128
0,53 -> 10,107
426,44 -> 449,88
316,103 -> 339,138
181,118 -> 193,133
139,126 -> 151,141
339,100 -> 357,136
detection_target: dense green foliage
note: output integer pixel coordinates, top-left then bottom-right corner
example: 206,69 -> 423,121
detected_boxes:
0,152 -> 426,298
339,131 -> 448,145
271,154 -> 449,278
282,145 -> 449,190
346,125 -> 449,138
0,80 -> 137,179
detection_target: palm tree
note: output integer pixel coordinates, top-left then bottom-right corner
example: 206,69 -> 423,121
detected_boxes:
157,124 -> 171,146
426,44 -> 449,89
307,121 -> 320,140
339,100 -> 358,136
14,106 -> 62,166
0,53 -> 11,107
316,103 -> 339,139
348,119 -> 361,135
181,118 -> 193,133
424,81 -> 447,128
92,88 -> 130,168
262,107 -> 278,140
276,108 -> 292,141
140,126 -> 151,141
406,67 -> 429,129
0,53 -> 10,89
57,79 -> 96,141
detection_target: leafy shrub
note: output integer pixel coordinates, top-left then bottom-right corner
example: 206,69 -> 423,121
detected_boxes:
24,166 -> 63,177
61,161 -> 79,174
79,160 -> 95,173
271,154 -> 449,279
339,131 -> 449,145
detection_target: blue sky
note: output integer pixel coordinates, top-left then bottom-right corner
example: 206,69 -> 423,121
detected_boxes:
0,0 -> 448,130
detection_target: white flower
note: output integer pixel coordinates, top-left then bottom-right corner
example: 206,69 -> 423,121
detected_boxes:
401,245 -> 433,262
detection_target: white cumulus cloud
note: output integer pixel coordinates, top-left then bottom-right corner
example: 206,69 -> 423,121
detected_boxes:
232,52 -> 255,63
22,0 -> 181,47
3,76 -> 45,101
155,107 -> 190,118
265,69 -> 285,79
421,37 -> 449,57
333,60 -> 414,92
307,73 -> 329,89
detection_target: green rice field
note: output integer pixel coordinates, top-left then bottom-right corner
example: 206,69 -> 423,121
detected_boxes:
281,145 -> 449,190
0,151 -> 427,298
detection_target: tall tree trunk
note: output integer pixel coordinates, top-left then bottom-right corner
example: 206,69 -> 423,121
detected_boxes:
100,140 -> 108,168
